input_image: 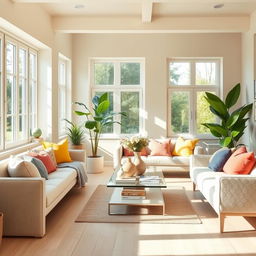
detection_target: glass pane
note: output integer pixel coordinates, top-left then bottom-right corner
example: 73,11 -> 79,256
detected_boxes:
18,115 -> 26,140
19,79 -> 26,114
6,43 -> 16,74
95,91 -> 113,133
121,63 -> 140,85
169,62 -> 190,85
196,91 -> 216,134
121,91 -> 140,134
7,76 -> 15,115
94,63 -> 114,85
19,48 -> 26,77
171,91 -> 189,133
196,62 -> 216,85
6,116 -> 13,142
29,53 -> 36,80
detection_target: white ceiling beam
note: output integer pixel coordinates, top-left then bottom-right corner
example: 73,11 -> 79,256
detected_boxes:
142,1 -> 153,23
52,16 -> 250,33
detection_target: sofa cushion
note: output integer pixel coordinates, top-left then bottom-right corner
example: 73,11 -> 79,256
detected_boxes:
172,137 -> 199,156
123,147 -> 148,156
208,147 -> 232,172
8,156 -> 41,177
24,155 -> 49,179
223,146 -> 256,175
121,156 -> 189,166
148,139 -> 171,156
45,168 -> 77,207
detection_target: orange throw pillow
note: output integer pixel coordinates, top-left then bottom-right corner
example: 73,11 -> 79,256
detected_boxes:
123,147 -> 148,156
223,146 -> 256,175
148,139 -> 171,156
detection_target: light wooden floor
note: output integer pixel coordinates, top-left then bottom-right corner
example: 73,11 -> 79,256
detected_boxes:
1,167 -> 256,256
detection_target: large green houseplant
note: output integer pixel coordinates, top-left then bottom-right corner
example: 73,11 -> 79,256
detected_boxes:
74,92 -> 125,173
202,83 -> 252,148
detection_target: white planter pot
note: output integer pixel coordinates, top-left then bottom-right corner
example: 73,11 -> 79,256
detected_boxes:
87,156 -> 104,174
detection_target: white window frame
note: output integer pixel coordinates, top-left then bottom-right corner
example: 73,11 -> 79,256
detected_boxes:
1,33 -> 38,151
90,58 -> 145,138
168,58 -> 222,139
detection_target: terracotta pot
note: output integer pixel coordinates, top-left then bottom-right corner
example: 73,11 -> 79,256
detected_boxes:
71,144 -> 84,150
87,156 -> 104,174
133,151 -> 146,176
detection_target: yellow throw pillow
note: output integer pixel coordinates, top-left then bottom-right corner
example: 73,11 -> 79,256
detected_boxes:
172,137 -> 199,156
42,138 -> 72,164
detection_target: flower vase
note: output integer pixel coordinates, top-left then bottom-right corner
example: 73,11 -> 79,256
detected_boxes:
133,151 -> 146,176
121,158 -> 137,178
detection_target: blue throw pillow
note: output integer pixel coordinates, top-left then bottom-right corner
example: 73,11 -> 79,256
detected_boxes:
24,156 -> 49,179
208,148 -> 232,172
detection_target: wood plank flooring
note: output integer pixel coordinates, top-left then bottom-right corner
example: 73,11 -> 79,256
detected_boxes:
1,167 -> 256,256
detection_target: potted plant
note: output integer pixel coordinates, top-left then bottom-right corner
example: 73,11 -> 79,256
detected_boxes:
202,83 -> 253,148
75,92 -> 126,173
64,119 -> 85,149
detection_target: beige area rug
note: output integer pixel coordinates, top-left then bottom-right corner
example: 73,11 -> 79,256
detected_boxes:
76,185 -> 201,224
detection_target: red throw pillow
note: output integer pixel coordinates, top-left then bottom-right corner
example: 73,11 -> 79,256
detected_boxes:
223,146 -> 256,175
148,139 -> 172,156
123,147 -> 148,157
28,151 -> 57,174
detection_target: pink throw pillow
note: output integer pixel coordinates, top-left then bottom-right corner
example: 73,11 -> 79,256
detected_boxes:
148,139 -> 172,156
223,146 -> 256,175
123,147 -> 148,157
28,151 -> 57,174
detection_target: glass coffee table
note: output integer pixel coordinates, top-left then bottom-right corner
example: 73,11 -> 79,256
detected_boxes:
107,167 -> 167,215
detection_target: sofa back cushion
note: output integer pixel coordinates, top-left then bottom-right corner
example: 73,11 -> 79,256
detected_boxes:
24,155 -> 49,179
148,139 -> 172,156
208,147 -> 232,172
223,146 -> 256,175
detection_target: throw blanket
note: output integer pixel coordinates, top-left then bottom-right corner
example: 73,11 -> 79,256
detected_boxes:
58,161 -> 88,188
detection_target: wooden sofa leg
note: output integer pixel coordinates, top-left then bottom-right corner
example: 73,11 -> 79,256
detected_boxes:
192,182 -> 196,191
220,213 -> 225,233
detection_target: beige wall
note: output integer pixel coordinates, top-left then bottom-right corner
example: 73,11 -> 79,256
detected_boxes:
72,33 -> 241,162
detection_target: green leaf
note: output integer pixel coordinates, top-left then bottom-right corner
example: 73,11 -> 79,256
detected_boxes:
225,83 -> 240,109
96,101 -> 110,114
226,111 -> 241,128
202,123 -> 228,137
209,106 -> 225,120
233,132 -> 244,142
220,137 -> 232,147
204,93 -> 228,117
94,116 -> 103,122
231,130 -> 240,138
239,103 -> 253,119
74,111 -> 90,116
99,92 -> 108,104
85,121 -> 96,129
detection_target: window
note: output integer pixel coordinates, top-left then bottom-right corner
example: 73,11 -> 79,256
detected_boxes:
91,59 -> 144,136
168,58 -> 221,138
58,55 -> 71,138
0,33 -> 37,150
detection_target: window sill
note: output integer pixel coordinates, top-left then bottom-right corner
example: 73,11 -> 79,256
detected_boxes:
0,141 -> 41,161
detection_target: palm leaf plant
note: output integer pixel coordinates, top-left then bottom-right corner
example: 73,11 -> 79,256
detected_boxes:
64,119 -> 85,145
202,83 -> 253,148
74,92 -> 126,157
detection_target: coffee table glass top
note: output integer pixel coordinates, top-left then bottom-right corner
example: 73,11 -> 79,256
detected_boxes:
107,167 -> 167,188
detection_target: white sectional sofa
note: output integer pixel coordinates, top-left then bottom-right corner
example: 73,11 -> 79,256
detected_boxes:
0,149 -> 86,237
114,139 -> 204,171
190,154 -> 256,232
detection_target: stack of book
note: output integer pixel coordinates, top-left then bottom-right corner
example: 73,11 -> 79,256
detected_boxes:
121,188 -> 146,200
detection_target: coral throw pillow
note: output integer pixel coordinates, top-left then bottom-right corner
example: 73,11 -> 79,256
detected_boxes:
28,151 -> 56,174
42,138 -> 72,164
148,139 -> 172,156
123,147 -> 148,156
223,146 -> 256,175
172,137 -> 199,156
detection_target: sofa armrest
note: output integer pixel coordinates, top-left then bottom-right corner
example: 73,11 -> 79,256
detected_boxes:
217,175 -> 256,213
69,149 -> 86,162
0,177 -> 46,237
113,145 -> 123,169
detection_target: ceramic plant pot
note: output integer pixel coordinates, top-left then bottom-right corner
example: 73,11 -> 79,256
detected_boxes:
133,151 -> 146,176
87,156 -> 104,174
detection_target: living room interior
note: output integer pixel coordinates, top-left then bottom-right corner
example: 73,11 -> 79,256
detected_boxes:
1,0 -> 256,255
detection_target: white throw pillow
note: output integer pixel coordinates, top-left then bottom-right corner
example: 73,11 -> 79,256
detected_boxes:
8,156 -> 41,177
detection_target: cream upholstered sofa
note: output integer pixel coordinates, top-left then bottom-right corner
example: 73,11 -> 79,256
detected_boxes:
190,154 -> 256,232
114,138 -> 204,171
0,149 -> 85,237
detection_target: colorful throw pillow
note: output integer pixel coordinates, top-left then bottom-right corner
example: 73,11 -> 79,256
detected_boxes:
42,139 -> 72,164
172,137 -> 199,156
148,139 -> 172,156
8,156 -> 41,177
208,147 -> 232,172
223,146 -> 256,175
24,155 -> 48,179
123,147 -> 148,157
28,151 -> 56,174
32,148 -> 57,168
